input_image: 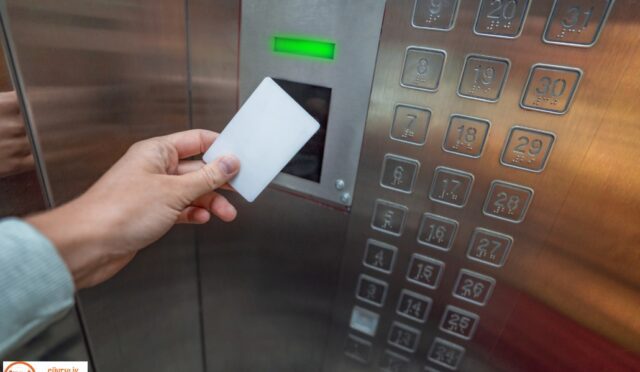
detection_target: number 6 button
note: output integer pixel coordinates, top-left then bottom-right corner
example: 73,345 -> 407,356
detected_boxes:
521,64 -> 582,114
483,180 -> 533,223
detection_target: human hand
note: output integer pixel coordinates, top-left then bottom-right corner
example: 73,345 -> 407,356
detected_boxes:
0,91 -> 34,178
27,129 -> 240,289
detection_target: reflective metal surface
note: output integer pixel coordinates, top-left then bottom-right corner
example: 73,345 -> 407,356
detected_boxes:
325,0 -> 640,370
2,0 -> 202,370
240,0 -> 386,207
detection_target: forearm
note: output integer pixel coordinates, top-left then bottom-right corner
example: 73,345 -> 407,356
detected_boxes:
0,218 -> 74,357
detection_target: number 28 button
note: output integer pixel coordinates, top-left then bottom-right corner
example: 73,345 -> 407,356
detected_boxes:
483,180 -> 533,223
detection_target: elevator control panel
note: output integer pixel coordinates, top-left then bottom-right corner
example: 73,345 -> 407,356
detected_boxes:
326,0 -> 616,370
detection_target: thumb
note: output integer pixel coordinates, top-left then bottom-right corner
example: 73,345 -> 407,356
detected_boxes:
179,155 -> 240,201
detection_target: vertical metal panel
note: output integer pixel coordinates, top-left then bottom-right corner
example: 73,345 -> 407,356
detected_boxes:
2,0 -> 203,370
189,1 -> 356,370
325,0 -> 640,370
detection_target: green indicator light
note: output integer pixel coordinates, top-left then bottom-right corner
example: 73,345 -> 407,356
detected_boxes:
272,36 -> 336,60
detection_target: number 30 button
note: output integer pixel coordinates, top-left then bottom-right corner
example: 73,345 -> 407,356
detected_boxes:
521,64 -> 582,114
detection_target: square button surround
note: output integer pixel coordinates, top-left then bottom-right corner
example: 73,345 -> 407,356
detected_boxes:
401,47 -> 447,92
543,0 -> 615,47
439,305 -> 480,340
427,337 -> 466,370
363,239 -> 398,274
371,199 -> 408,236
452,269 -> 496,306
380,154 -> 420,194
395,289 -> 433,323
417,213 -> 459,251
458,54 -> 510,102
466,227 -> 513,268
412,0 -> 461,31
443,114 -> 491,158
482,180 -> 534,223
356,274 -> 389,307
387,321 -> 421,353
406,253 -> 445,289
379,350 -> 410,371
349,305 -> 380,337
390,104 -> 432,146
520,63 -> 582,115
501,126 -> 556,172
429,166 -> 475,208
474,0 -> 531,39
344,334 -> 373,363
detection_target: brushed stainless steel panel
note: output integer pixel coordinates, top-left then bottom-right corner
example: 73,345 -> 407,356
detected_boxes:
197,189 -> 349,371
325,0 -> 640,370
2,1 -> 203,370
239,0 -> 386,207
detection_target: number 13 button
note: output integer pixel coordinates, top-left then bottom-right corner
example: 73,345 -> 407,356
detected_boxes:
483,180 -> 533,223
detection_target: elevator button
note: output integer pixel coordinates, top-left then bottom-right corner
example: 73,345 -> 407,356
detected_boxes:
417,213 -> 459,251
372,199 -> 408,236
501,126 -> 555,172
401,47 -> 446,92
466,228 -> 513,268
443,115 -> 491,158
412,0 -> 460,31
483,181 -> 533,223
521,64 -> 582,114
429,167 -> 474,208
543,0 -> 614,47
388,322 -> 421,353
356,274 -> 388,307
350,305 -> 380,337
379,350 -> 410,372
427,337 -> 465,370
396,289 -> 433,323
439,305 -> 480,340
380,155 -> 420,194
458,55 -> 510,102
345,334 -> 373,363
391,104 -> 431,145
474,0 -> 531,38
452,269 -> 496,306
406,253 -> 445,289
363,239 -> 397,274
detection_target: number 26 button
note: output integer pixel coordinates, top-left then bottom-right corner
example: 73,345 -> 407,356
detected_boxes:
483,180 -> 533,223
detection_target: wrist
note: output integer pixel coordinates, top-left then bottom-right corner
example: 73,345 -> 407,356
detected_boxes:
26,197 -> 109,289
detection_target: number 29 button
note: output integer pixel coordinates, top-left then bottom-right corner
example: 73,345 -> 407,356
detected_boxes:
501,126 -> 555,172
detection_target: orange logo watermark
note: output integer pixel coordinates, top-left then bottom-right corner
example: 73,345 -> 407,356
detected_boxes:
3,361 -> 35,372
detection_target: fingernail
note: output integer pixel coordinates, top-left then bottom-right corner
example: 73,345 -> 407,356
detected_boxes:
219,155 -> 240,175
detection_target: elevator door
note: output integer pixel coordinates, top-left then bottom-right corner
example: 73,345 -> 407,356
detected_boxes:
325,0 -> 640,371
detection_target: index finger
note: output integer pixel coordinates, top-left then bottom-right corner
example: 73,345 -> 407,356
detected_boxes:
161,129 -> 219,159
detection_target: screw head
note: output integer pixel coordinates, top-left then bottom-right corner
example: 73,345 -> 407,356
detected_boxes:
340,192 -> 351,204
335,179 -> 345,190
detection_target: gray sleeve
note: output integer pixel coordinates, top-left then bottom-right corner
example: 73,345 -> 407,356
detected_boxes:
0,218 -> 75,357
